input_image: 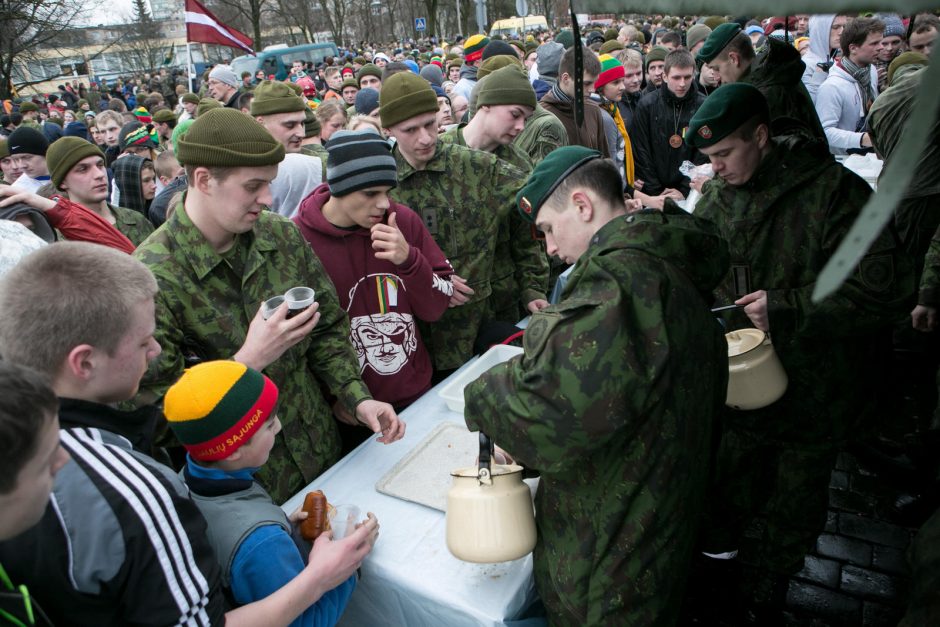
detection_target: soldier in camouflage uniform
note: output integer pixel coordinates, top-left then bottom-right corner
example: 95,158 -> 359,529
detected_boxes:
439,65 -> 549,323
380,72 -> 545,373
697,23 -> 826,142
514,104 -> 569,165
133,109 -> 404,503
44,137 -> 155,247
686,84 -> 913,615
465,147 -> 731,626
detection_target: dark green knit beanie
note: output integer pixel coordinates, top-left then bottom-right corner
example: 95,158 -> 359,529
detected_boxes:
477,65 -> 536,110
379,72 -> 438,128
477,55 -> 522,79
176,108 -> 285,167
47,137 -> 105,188
250,80 -> 306,116
356,63 -> 382,85
304,107 -> 321,138
196,98 -> 222,117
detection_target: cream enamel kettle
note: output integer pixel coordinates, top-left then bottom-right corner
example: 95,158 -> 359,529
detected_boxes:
446,433 -> 536,563
725,329 -> 788,410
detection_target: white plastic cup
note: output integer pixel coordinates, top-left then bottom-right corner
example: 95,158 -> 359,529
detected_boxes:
284,286 -> 316,319
330,504 -> 361,540
262,295 -> 285,320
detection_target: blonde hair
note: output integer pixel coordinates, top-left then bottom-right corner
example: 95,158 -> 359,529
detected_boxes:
95,110 -> 124,128
0,242 -> 158,377
347,115 -> 381,134
617,48 -> 643,69
315,100 -> 347,124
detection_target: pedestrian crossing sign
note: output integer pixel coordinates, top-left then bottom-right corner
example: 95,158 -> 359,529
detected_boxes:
415,17 -> 427,31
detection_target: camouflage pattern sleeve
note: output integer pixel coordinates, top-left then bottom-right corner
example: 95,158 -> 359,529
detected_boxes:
766,173 -> 914,337
493,160 -> 549,308
919,224 -> 940,307
112,204 -> 155,248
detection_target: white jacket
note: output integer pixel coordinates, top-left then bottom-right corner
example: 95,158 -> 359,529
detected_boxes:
815,62 -> 878,155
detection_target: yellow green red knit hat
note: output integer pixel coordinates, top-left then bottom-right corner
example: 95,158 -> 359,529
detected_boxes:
596,55 -> 625,89
464,34 -> 490,62
164,360 -> 279,461
132,106 -> 152,124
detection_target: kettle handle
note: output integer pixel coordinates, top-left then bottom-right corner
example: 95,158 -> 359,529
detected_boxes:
478,432 -> 494,479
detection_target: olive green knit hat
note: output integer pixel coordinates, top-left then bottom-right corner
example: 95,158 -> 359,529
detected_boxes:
181,92 -> 200,105
176,108 -> 285,167
196,98 -> 222,117
46,137 -> 105,188
477,65 -> 536,110
250,80 -> 306,116
356,63 -> 382,85
477,55 -> 522,79
379,72 -> 438,128
304,107 -> 321,138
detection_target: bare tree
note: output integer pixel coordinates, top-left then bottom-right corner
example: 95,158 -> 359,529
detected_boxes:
0,0 -> 104,98
316,0 -> 351,45
122,0 -> 173,73
209,0 -> 269,50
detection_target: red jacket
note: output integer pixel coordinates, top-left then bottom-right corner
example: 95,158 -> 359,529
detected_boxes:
47,197 -> 136,254
293,184 -> 453,407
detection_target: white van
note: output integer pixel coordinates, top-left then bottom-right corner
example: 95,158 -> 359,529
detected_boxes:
489,15 -> 549,38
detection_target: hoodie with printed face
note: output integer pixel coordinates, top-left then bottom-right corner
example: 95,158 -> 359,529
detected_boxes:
293,184 -> 454,407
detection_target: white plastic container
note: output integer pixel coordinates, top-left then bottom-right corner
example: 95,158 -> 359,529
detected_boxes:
439,345 -> 524,413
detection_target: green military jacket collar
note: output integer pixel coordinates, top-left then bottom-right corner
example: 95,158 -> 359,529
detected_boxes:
393,140 -> 451,179
168,196 -> 279,281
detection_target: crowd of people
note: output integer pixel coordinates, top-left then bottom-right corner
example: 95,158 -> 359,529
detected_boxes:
0,10 -> 938,627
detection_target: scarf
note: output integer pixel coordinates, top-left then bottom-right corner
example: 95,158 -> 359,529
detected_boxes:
602,100 -> 635,185
550,82 -> 572,104
458,64 -> 478,82
840,58 -> 875,107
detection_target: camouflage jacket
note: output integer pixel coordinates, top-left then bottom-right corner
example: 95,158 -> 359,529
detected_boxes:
514,104 -> 570,165
112,203 -> 154,247
439,127 -> 548,322
696,136 -> 914,443
300,143 -> 328,179
465,208 -> 730,625
390,140 -> 532,370
133,200 -> 371,502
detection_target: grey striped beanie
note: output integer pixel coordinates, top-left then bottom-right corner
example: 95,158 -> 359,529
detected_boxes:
325,129 -> 397,197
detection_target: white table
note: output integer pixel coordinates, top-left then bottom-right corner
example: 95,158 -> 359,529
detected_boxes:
281,361 -> 538,627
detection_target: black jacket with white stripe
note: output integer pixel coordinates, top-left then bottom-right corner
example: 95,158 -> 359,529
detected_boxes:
0,398 -> 225,626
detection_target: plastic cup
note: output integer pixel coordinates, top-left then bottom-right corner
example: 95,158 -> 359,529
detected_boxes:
284,287 -> 315,319
261,295 -> 285,320
330,504 -> 361,540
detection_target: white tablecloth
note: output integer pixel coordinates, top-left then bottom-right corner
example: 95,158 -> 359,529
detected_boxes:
281,361 -> 538,627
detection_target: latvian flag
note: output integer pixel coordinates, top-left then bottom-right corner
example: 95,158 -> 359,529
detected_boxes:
185,0 -> 254,54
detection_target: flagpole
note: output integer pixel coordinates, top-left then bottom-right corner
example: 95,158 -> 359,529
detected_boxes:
187,41 -> 195,92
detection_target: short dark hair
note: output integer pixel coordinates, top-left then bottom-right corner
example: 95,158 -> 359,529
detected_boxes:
0,362 -> 58,494
719,32 -> 756,63
913,14 -> 940,34
545,157 -> 624,213
730,113 -> 770,142
841,17 -> 885,54
659,31 -> 682,47
559,47 -> 601,79
664,50 -> 695,75
236,90 -> 254,111
184,165 -> 236,184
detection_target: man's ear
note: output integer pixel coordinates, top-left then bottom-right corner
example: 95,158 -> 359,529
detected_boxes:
63,344 -> 97,382
571,189 -> 595,223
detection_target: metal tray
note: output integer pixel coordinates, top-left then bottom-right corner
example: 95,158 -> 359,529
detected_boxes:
375,422 -> 480,512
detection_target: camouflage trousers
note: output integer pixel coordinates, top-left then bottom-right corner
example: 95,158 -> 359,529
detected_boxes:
899,505 -> 940,626
700,425 -> 835,576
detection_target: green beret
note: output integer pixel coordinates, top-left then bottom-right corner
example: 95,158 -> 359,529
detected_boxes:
182,92 -> 200,105
19,102 -> 38,113
196,98 -> 222,117
177,108 -> 284,167
645,46 -> 669,71
516,146 -> 601,223
356,63 -> 382,85
696,22 -> 741,64
47,137 -> 105,188
153,109 -> 177,123
477,65 -> 536,110
379,72 -> 438,129
250,80 -> 306,116
887,51 -> 928,87
599,39 -> 624,55
686,83 -> 769,149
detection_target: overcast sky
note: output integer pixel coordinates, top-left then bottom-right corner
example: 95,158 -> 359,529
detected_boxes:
83,0 -> 146,27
